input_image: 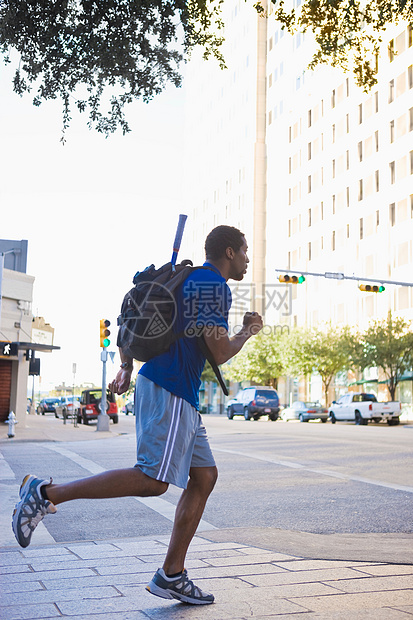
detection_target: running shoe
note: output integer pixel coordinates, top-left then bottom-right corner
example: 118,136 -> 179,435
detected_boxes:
146,568 -> 214,605
12,475 -> 57,548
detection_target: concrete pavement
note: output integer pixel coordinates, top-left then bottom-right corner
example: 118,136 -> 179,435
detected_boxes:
1,414 -> 412,619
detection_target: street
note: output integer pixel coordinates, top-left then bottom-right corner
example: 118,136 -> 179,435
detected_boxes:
1,414 -> 412,547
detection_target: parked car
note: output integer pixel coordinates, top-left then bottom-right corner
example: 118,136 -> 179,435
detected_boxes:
123,398 -> 134,415
281,401 -> 329,423
329,392 -> 401,425
78,389 -> 119,425
55,397 -> 81,419
227,387 -> 280,421
37,397 -> 61,415
225,392 -> 244,418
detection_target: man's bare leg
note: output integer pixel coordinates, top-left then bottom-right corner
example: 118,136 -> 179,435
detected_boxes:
45,468 -> 168,505
162,466 -> 218,575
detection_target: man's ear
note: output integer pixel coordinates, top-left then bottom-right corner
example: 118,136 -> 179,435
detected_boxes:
225,247 -> 234,260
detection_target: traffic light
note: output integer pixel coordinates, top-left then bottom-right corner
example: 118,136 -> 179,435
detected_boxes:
100,319 -> 111,347
278,274 -> 306,284
358,284 -> 385,293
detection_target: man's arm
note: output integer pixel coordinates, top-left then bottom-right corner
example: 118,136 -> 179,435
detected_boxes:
203,312 -> 263,365
108,348 -> 134,395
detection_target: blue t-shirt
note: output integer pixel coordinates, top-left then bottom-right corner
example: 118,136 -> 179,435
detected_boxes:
139,262 -> 231,409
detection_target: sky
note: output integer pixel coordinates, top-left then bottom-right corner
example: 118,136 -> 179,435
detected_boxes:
0,62 -> 197,393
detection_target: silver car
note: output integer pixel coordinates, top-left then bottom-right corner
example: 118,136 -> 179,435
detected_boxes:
281,401 -> 329,423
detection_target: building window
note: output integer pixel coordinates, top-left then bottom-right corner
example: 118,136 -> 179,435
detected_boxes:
376,210 -> 380,226
289,188 -> 292,205
268,110 -> 272,125
308,142 -> 312,160
359,103 -> 363,123
332,124 -> 336,143
410,150 -> 413,174
390,161 -> 396,184
288,219 -> 291,236
331,89 -> 336,108
410,107 -> 413,131
390,203 -> 396,226
308,175 -> 312,193
347,223 -> 350,238
375,130 -> 379,151
358,141 -> 363,161
308,109 -> 312,127
389,39 -> 394,62
269,73 -> 273,88
288,157 -> 292,173
346,186 -> 350,207
358,179 -> 363,201
289,126 -> 292,143
375,170 -> 380,192
332,231 -> 335,251
375,91 -> 379,113
308,242 -> 312,261
346,77 -> 350,96
321,201 -> 324,220
332,194 -> 336,214
308,208 -> 312,227
409,25 -> 413,47
389,79 -> 394,102
409,65 -> 413,89
390,120 -> 395,142
360,218 -> 363,240
332,159 -> 336,178
346,113 -> 350,133
411,194 -> 413,218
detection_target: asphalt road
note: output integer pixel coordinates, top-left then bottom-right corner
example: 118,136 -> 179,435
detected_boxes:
2,415 -> 412,547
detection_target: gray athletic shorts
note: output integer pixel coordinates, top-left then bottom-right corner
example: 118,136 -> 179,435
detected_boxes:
134,375 -> 216,489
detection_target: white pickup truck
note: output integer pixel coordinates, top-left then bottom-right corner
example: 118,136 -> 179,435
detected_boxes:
329,392 -> 401,426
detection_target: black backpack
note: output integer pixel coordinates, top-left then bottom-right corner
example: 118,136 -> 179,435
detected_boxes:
116,260 -> 228,395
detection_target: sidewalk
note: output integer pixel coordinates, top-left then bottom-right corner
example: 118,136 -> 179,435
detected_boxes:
1,415 -> 412,619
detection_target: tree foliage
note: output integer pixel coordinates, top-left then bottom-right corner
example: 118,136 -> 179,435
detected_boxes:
362,312 -> 413,401
283,324 -> 353,405
223,329 -> 287,388
0,0 -> 224,140
257,0 -> 413,91
2,1 -> 410,138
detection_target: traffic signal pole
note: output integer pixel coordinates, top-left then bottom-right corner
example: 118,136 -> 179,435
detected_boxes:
97,318 -> 111,432
275,268 -> 413,288
97,348 -> 109,432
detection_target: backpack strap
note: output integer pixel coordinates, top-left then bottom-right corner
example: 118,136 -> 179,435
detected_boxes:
197,334 -> 229,396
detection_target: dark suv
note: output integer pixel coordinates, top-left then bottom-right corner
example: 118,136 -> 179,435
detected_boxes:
37,398 -> 61,415
78,389 -> 119,425
227,387 -> 280,421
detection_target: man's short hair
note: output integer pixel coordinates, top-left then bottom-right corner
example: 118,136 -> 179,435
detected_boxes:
205,225 -> 245,260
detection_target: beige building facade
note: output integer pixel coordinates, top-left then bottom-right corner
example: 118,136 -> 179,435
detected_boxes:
184,5 -> 412,407
0,266 -> 34,426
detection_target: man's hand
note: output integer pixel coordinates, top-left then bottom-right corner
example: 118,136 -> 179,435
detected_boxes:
108,368 -> 132,395
242,311 -> 263,336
